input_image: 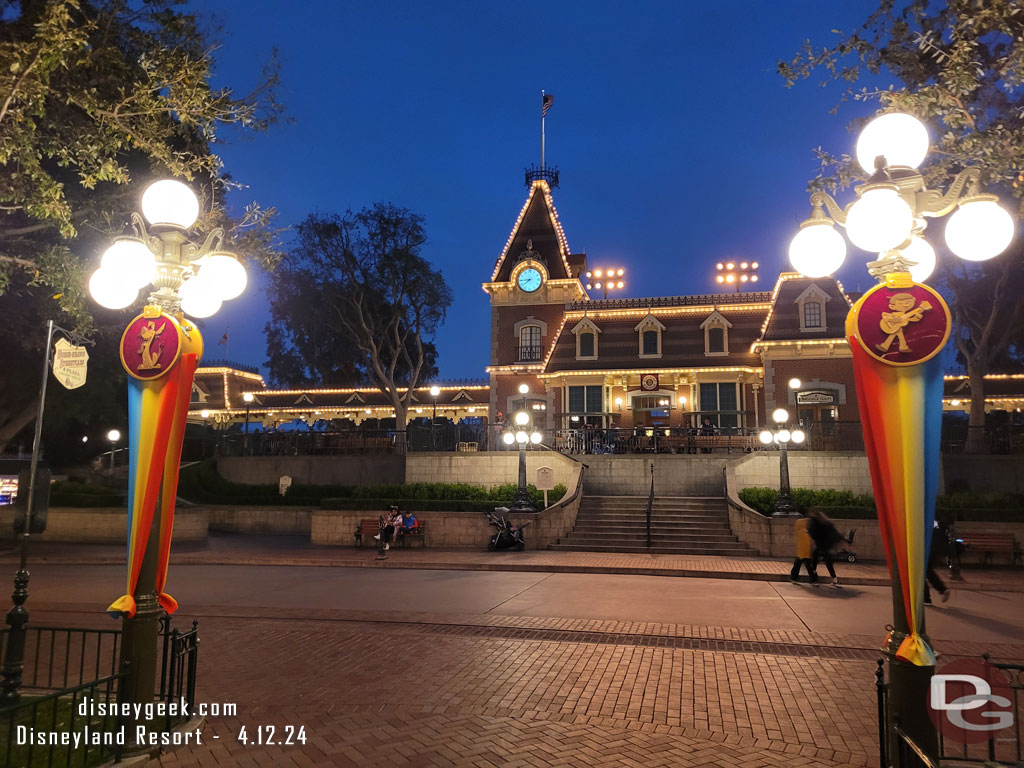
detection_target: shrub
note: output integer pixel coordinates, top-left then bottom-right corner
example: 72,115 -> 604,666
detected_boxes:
49,479 -> 122,507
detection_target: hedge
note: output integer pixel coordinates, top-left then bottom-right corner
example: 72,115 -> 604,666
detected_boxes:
49,479 -> 122,508
176,461 -> 565,510
738,487 -> 1024,522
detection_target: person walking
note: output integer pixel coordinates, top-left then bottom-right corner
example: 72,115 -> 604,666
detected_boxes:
790,513 -> 819,585
807,508 -> 844,586
925,521 -> 951,604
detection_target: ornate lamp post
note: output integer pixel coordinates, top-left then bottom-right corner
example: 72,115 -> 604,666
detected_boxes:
243,391 -> 255,454
585,267 -> 626,299
758,409 -> 805,517
106,429 -> 121,475
502,411 -> 542,513
786,112 -> 1014,760
429,385 -> 441,449
88,179 -> 247,717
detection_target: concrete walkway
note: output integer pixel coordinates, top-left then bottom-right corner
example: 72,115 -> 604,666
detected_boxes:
5,532 -> 1023,591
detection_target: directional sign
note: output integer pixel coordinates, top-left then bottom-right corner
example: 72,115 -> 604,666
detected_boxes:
52,338 -> 89,390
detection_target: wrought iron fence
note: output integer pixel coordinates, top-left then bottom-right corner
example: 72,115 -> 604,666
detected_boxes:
876,656 -> 1024,767
941,424 -> 1024,454
0,616 -> 199,767
550,428 -> 759,455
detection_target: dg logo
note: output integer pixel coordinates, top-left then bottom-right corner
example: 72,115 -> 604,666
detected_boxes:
928,658 -> 1015,743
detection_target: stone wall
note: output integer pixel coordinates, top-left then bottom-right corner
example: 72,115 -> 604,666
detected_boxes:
733,451 -> 874,495
581,455 -> 735,497
404,451 -> 577,495
36,508 -> 208,543
206,506 -> 313,535
313,460 -> 586,550
217,454 -> 404,487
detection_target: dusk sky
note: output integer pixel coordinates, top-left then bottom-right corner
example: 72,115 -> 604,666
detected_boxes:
197,1 -> 890,382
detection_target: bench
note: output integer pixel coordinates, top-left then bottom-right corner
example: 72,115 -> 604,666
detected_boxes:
956,532 -> 1022,565
354,518 -> 427,548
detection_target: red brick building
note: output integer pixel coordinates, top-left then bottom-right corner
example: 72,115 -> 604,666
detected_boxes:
484,179 -> 857,436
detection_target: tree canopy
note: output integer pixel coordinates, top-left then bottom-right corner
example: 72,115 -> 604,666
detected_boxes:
0,0 -> 285,452
266,205 -> 449,427
779,0 -> 1024,447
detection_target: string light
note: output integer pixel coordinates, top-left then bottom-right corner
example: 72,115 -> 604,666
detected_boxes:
490,180 -> 572,282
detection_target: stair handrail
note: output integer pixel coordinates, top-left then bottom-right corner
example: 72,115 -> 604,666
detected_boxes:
646,461 -> 654,548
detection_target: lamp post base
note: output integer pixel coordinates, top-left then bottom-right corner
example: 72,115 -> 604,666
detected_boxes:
772,494 -> 800,517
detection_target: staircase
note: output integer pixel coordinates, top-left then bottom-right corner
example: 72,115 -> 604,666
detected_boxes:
550,496 -> 754,555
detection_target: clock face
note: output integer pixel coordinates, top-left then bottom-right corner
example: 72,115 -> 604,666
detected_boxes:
517,267 -> 542,293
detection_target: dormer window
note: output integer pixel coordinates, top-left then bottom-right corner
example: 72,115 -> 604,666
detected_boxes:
634,313 -> 665,359
571,317 -> 601,360
700,311 -> 732,357
795,283 -> 831,333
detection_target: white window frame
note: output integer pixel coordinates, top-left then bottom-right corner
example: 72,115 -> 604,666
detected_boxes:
571,317 -> 601,361
700,311 -> 732,357
634,313 -> 666,359
794,283 -> 831,333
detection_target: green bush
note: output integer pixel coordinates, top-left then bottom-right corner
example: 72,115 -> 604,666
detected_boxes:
738,487 -> 875,518
49,479 -> 122,507
738,486 -> 1024,522
177,461 -> 566,510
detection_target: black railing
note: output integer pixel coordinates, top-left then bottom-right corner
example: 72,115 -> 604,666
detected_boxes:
517,345 -> 544,362
877,656 -> 1024,767
552,428 -> 758,455
941,424 -> 1024,454
645,462 -> 654,548
0,671 -> 129,767
0,618 -> 199,767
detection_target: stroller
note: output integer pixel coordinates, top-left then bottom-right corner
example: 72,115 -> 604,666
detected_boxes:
834,529 -> 858,563
484,507 -> 530,551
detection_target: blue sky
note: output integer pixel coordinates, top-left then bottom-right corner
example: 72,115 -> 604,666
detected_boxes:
197,1 -> 887,381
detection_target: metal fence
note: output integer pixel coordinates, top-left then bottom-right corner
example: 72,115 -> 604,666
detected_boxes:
876,657 -> 1024,767
0,616 -> 199,767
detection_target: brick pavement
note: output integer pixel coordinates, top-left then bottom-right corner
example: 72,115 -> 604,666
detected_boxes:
26,602 -> 1024,768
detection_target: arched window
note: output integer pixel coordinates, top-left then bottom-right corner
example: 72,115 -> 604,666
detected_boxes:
571,317 -> 601,360
707,327 -> 725,353
634,312 -> 665,358
519,325 -> 542,361
642,330 -> 659,355
700,310 -> 732,356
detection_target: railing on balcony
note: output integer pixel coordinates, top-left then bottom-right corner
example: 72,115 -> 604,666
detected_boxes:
517,345 -> 544,362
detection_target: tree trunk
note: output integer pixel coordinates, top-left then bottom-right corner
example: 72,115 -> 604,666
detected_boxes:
0,398 -> 39,455
393,402 -> 408,454
964,363 -> 988,455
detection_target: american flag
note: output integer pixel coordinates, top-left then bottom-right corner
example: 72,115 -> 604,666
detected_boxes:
542,93 -> 554,117
218,328 -> 229,346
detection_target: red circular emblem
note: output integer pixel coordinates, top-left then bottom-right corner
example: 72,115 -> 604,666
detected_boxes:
852,282 -> 950,366
927,657 -> 1015,745
641,374 -> 659,391
120,313 -> 183,380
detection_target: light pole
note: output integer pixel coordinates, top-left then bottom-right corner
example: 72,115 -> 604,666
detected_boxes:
107,429 -> 121,475
503,411 -> 542,513
429,385 -> 440,450
584,267 -> 625,299
715,260 -> 759,292
243,392 -> 255,455
88,179 -> 247,722
786,112 -> 1015,760
758,409 -> 805,517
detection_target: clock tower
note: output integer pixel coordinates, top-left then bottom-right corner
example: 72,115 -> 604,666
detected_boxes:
483,177 -> 588,428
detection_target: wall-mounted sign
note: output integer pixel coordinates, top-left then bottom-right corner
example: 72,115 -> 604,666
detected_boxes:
52,338 -> 89,390
796,389 -> 837,405
640,374 -> 659,391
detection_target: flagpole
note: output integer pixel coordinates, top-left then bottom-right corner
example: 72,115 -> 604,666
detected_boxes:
541,89 -> 546,171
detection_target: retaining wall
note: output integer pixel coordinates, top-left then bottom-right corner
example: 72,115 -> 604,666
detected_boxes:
36,507 -> 208,543
216,454 -> 405,486
403,451 -> 577,491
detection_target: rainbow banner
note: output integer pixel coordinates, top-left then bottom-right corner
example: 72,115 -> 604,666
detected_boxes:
108,311 -> 202,619
846,273 -> 950,666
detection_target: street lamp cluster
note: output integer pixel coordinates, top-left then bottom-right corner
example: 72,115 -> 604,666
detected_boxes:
715,260 -> 759,290
503,385 -> 543,512
585,267 -> 625,299
88,180 -> 247,317
788,112 -> 1014,282
759,408 -> 804,517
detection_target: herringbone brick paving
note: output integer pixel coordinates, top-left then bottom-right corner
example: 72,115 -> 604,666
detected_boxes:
147,615 -> 881,767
